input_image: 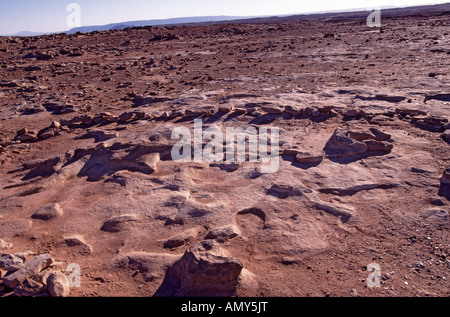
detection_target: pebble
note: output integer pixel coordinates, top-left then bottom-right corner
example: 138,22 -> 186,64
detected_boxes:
415,261 -> 425,269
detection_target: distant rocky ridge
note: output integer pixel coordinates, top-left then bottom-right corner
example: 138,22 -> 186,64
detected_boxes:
6,3 -> 450,37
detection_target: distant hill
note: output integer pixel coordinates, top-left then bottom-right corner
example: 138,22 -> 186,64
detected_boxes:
66,16 -> 254,34
6,3 -> 450,37
11,30 -> 51,37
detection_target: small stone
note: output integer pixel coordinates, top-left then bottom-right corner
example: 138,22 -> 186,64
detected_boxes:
31,203 -> 64,220
38,128 -> 58,140
13,251 -> 33,261
281,257 -> 299,265
16,128 -> 29,136
14,278 -> 45,297
0,254 -> 24,271
261,105 -> 283,114
420,208 -> 449,225
163,227 -> 202,248
63,235 -> 93,254
101,214 -> 140,232
441,130 -> 450,141
72,114 -> 93,125
47,271 -> 70,297
250,110 -> 264,117
107,115 -> 120,123
184,109 -> 203,117
205,225 -> 240,242
415,261 -> 425,269
63,235 -> 85,247
295,152 -> 323,164
0,219 -> 33,237
234,107 -> 247,114
345,109 -> 359,117
350,289 -> 358,297
249,168 -> 263,179
79,129 -> 118,142
284,105 -> 300,116
0,239 -> 13,250
15,132 -> 37,142
440,169 -> 450,184
302,107 -> 314,116
170,110 -> 184,118
364,139 -> 393,152
59,118 -> 74,127
430,196 -> 446,206
202,107 -> 216,117
160,111 -> 171,119
283,148 -> 301,156
219,106 -> 233,113
50,121 -> 61,129
36,52 -> 54,61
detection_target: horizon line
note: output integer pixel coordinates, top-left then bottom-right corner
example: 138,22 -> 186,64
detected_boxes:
2,2 -> 448,37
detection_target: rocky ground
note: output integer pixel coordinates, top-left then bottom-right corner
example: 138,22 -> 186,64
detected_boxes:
0,5 -> 449,297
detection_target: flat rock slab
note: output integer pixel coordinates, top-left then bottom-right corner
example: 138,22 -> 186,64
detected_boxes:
101,214 -> 141,233
0,219 -> 32,238
113,252 -> 181,281
420,208 -> 449,226
163,227 -> 203,248
0,239 -> 13,250
205,224 -> 241,242
31,203 -> 64,220
14,277 -> 45,297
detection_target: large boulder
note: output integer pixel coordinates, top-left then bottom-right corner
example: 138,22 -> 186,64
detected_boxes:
324,128 -> 368,158
154,240 -> 245,296
324,128 -> 393,158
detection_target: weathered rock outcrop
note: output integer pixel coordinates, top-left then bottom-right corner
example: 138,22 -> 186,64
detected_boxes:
324,128 -> 393,159
154,240 -> 247,296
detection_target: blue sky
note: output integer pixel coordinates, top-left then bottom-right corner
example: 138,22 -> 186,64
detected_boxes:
0,0 -> 448,35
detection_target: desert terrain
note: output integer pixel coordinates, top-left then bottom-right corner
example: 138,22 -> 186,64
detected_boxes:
0,4 -> 449,297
